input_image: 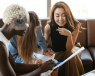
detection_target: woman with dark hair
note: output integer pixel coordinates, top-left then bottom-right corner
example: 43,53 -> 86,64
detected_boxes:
44,1 -> 85,76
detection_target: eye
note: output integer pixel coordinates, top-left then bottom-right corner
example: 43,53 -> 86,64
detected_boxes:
63,14 -> 66,17
63,16 -> 65,17
56,16 -> 59,17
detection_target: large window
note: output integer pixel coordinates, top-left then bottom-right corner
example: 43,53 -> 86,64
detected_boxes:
0,0 -> 47,18
0,0 -> 95,18
51,0 -> 95,19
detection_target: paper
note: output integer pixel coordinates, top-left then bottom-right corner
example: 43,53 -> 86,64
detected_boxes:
32,52 -> 56,62
32,47 -> 85,76
85,73 -> 95,76
32,52 -> 57,76
52,47 -> 85,70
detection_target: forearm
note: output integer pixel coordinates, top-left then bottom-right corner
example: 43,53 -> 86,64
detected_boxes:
66,34 -> 74,51
21,68 -> 42,76
44,24 -> 51,48
9,52 -> 41,74
44,35 -> 49,49
15,63 -> 41,73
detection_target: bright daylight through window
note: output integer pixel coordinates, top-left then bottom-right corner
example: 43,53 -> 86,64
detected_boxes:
0,0 -> 95,19
0,0 -> 47,18
52,0 -> 95,19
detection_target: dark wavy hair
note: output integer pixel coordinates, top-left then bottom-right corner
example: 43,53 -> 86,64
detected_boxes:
48,1 -> 83,31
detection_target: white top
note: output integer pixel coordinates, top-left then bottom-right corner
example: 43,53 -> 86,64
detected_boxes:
0,31 -> 10,56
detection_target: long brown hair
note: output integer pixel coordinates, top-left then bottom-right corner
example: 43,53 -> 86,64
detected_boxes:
48,1 -> 82,31
17,11 -> 40,64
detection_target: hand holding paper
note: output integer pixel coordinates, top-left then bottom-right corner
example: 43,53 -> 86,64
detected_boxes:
32,47 -> 85,76
32,52 -> 57,76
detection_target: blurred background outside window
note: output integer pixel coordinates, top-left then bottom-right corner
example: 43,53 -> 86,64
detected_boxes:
51,0 -> 95,19
0,0 -> 95,19
0,0 -> 47,18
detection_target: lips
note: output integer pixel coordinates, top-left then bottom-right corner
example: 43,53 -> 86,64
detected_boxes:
58,22 -> 63,23
58,22 -> 64,25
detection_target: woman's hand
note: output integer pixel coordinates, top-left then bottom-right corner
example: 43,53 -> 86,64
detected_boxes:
56,27 -> 71,36
30,59 -> 43,64
43,50 -> 54,57
35,59 -> 43,64
45,52 -> 54,57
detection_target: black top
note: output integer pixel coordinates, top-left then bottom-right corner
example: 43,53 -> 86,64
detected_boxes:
49,23 -> 75,52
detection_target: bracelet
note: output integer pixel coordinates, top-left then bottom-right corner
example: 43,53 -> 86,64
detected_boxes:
38,64 -> 41,68
38,64 -> 40,68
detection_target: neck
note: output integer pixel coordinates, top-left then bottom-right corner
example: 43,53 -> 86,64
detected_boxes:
56,23 -> 67,28
1,24 -> 15,40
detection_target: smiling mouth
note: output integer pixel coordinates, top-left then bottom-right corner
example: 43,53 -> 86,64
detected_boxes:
58,22 -> 64,24
58,23 -> 64,25
58,22 -> 63,23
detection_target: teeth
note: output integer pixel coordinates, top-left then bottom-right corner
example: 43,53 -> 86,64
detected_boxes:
59,22 -> 63,23
59,21 -> 63,23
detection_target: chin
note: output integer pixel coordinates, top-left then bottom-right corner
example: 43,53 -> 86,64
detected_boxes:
58,23 -> 66,27
58,24 -> 65,27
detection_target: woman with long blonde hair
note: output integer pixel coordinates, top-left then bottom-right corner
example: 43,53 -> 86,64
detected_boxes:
17,11 -> 40,64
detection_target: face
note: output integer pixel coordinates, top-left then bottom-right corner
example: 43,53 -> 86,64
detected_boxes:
54,8 -> 67,27
11,12 -> 30,36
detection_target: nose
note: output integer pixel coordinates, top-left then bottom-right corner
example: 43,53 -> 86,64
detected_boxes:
59,16 -> 62,20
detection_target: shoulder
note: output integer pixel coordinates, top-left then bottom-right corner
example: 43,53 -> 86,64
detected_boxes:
36,26 -> 43,36
37,26 -> 42,30
10,35 -> 16,42
0,42 -> 7,55
44,24 -> 51,35
36,26 -> 42,33
0,42 -> 8,61
44,24 -> 51,31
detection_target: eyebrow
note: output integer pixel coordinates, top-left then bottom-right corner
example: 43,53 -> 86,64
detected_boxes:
55,13 -> 65,15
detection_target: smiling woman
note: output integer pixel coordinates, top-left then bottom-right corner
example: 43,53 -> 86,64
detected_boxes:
44,1 -> 85,76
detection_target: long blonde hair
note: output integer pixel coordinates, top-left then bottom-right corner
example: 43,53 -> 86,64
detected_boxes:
17,11 -> 40,64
